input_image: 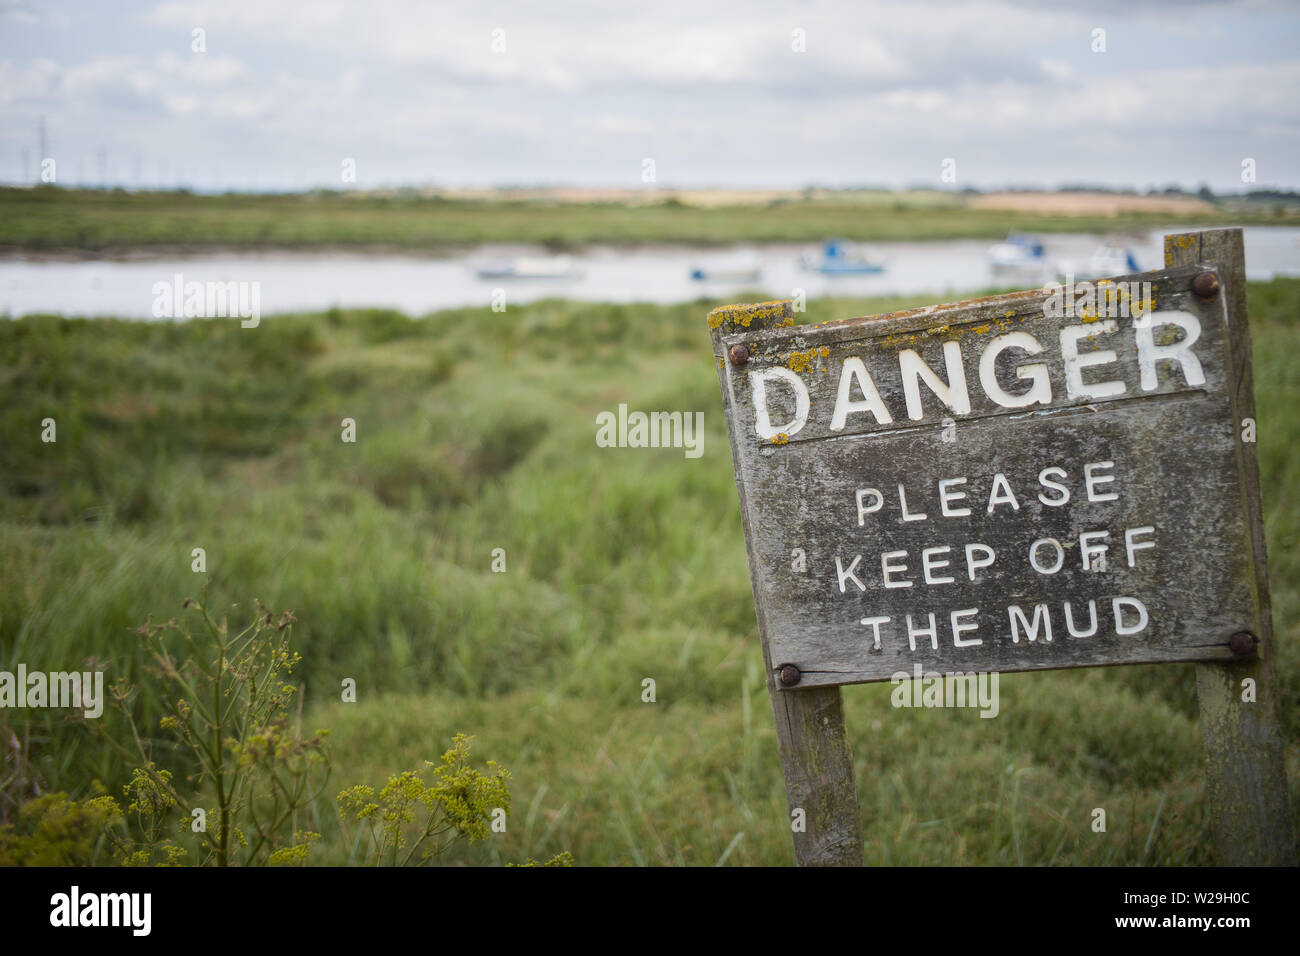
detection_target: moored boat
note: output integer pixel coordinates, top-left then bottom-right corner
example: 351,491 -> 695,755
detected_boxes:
987,233 -> 1048,273
690,252 -> 762,282
1078,241 -> 1142,280
475,255 -> 582,279
801,240 -> 885,275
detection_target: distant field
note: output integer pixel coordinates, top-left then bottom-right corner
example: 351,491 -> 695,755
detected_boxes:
2,186 -> 1296,252
2,280 -> 1298,865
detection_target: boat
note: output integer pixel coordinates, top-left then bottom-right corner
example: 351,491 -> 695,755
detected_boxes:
986,233 -> 1049,276
1077,242 -> 1142,280
474,255 -> 581,280
690,265 -> 762,281
690,252 -> 762,282
800,240 -> 885,275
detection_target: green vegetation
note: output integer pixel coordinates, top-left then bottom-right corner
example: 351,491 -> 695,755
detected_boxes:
338,733 -> 513,866
95,591 -> 330,867
1,186 -> 1294,251
2,586 -> 564,867
2,282 -> 1299,865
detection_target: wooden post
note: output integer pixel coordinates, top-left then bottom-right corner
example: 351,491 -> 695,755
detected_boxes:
709,301 -> 864,867
764,673 -> 863,866
1165,228 -> 1297,865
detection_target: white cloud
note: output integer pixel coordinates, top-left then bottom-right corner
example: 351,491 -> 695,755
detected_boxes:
882,89 -> 949,112
1039,59 -> 1073,81
581,113 -> 656,136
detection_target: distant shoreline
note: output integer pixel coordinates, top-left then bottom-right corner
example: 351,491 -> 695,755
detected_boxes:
3,187 -> 1295,254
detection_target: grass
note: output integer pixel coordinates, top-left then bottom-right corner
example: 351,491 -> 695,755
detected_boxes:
2,280 -> 1298,865
1,186 -> 1296,252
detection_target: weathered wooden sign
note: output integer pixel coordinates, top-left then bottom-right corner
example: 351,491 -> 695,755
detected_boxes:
709,229 -> 1293,867
712,263 -> 1249,687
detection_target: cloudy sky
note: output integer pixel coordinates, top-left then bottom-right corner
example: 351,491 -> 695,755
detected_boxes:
2,0 -> 1298,192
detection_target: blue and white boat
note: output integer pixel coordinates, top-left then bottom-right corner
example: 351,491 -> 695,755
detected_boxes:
986,233 -> 1048,275
1078,242 -> 1142,280
800,240 -> 885,275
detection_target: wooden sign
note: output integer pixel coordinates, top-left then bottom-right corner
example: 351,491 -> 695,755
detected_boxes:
708,229 -> 1294,866
711,263 -> 1250,687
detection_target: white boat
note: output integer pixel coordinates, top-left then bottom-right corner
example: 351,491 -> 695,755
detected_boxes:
475,255 -> 582,280
987,233 -> 1047,273
1078,242 -> 1142,280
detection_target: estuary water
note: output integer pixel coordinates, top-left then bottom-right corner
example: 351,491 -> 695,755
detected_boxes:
2,227 -> 1298,319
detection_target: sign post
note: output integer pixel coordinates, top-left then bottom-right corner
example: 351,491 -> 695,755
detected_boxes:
1164,229 -> 1294,866
708,228 -> 1294,866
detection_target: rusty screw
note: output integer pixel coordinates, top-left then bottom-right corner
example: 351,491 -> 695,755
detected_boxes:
777,663 -> 802,687
1228,631 -> 1258,656
728,343 -> 749,366
1192,272 -> 1220,298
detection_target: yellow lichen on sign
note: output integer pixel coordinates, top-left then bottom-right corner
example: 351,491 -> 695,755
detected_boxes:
707,300 -> 793,330
785,346 -> 830,373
